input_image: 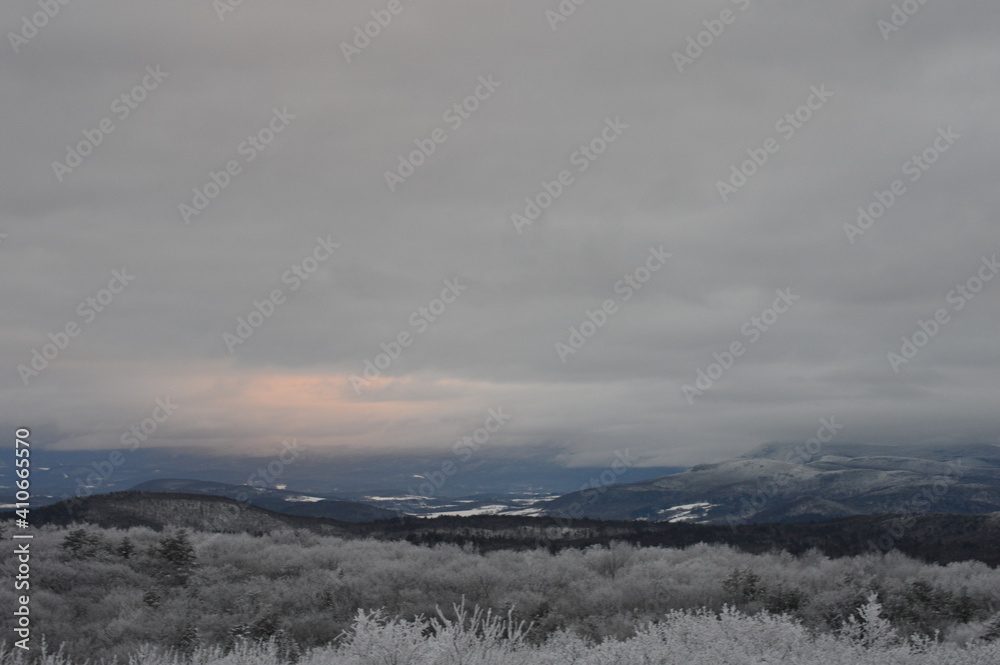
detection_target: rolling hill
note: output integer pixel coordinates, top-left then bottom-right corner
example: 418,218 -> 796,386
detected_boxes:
129,478 -> 398,522
16,491 -> 352,535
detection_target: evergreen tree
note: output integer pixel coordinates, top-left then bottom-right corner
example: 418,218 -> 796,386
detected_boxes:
61,528 -> 103,558
984,613 -> 1000,642
116,536 -> 135,559
723,567 -> 762,603
156,529 -> 197,586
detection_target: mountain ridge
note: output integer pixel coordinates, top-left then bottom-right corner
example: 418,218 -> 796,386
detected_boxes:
541,443 -> 1000,524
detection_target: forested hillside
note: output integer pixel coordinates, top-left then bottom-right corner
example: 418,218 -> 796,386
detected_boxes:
14,492 -> 1000,566
2,525 -> 999,663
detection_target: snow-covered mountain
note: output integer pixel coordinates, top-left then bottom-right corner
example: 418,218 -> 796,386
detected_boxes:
541,443 -> 1000,524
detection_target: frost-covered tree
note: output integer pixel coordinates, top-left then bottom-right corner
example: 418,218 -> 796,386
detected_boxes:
841,592 -> 900,649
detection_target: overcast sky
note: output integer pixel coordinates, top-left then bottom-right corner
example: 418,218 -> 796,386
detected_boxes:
3,1 -> 998,468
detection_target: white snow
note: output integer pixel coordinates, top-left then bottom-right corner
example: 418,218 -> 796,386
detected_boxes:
422,505 -> 511,518
657,502 -> 715,522
503,507 -> 546,516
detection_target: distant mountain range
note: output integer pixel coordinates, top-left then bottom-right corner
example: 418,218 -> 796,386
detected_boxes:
542,442 -> 1000,524
0,446 -> 682,507
8,491 -> 1000,566
13,442 -> 1000,528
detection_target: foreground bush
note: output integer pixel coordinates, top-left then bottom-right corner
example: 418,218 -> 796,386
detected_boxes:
1,597 -> 999,665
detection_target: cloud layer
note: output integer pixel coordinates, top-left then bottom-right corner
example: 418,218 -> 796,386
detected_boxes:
4,0 -> 999,467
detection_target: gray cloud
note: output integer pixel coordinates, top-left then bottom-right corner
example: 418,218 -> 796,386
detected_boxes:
3,0 -> 998,467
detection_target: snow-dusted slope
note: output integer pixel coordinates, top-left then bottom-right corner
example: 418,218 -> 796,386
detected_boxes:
541,443 -> 1000,524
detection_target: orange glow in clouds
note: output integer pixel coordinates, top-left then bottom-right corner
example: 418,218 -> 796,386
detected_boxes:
158,363 -> 506,455
233,372 -> 428,415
